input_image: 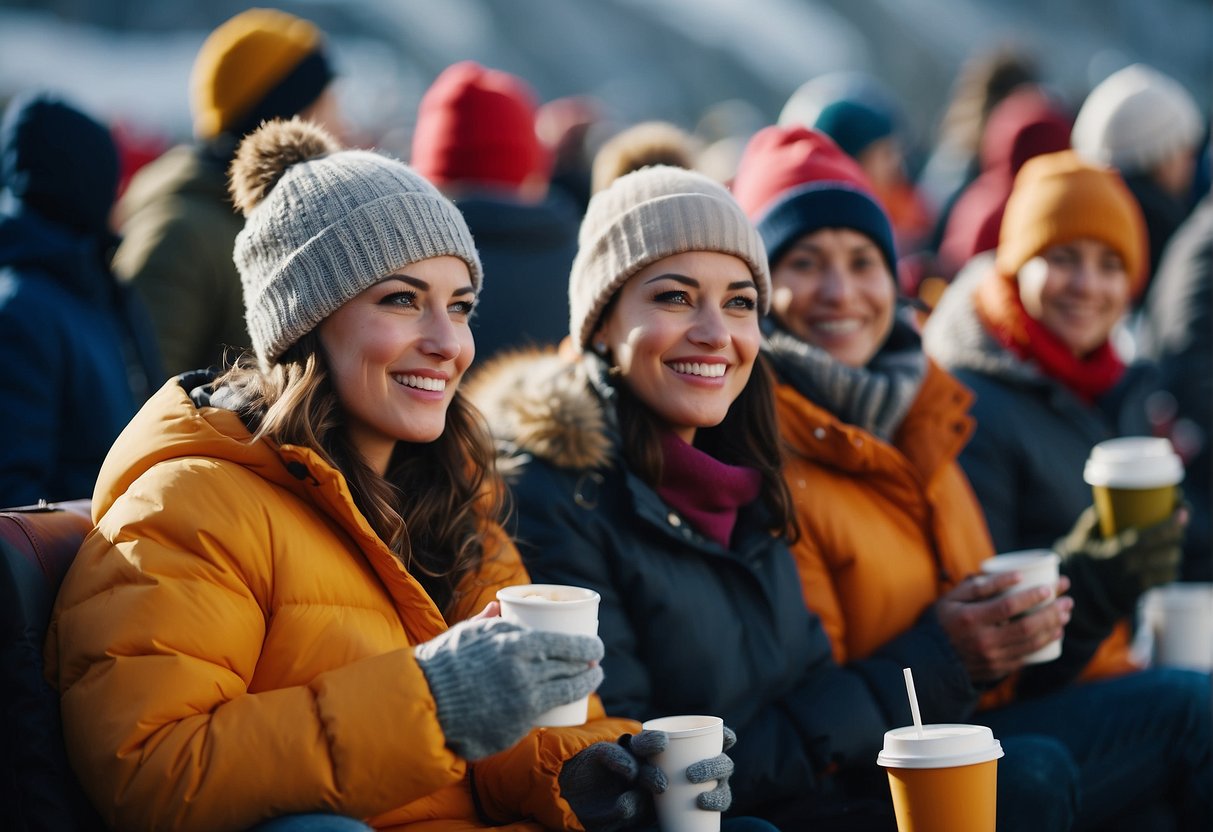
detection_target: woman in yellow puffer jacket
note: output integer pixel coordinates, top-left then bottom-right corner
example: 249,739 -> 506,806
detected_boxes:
45,118 -> 651,832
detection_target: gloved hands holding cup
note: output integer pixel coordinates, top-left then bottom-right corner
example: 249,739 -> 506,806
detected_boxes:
1054,503 -> 1186,639
414,616 -> 604,761
560,725 -> 737,832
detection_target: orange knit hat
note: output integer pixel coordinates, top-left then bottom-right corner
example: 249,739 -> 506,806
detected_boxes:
190,8 -> 332,140
995,150 -> 1148,294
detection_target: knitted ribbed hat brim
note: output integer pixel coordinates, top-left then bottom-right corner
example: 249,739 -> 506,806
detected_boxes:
569,175 -> 770,349
234,148 -> 481,370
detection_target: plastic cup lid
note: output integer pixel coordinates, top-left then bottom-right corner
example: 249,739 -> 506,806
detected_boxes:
1083,437 -> 1184,489
877,724 -> 1004,769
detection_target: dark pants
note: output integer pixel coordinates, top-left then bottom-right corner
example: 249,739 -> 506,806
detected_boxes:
981,668 -> 1212,832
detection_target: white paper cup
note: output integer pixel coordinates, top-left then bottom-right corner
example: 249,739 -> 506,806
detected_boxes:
980,550 -> 1062,664
641,715 -> 724,832
1142,583 -> 1213,671
496,583 -> 600,726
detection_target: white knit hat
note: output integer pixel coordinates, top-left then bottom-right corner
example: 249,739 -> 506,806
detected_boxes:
568,165 -> 770,349
230,119 -> 482,370
1071,63 -> 1203,173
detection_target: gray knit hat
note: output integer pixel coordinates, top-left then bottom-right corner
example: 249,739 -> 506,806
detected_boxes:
230,118 -> 482,369
569,165 -> 770,349
1072,64 -> 1203,174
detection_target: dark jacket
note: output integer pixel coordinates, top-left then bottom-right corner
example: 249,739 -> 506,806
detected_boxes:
1126,172 -> 1194,300
1138,194 -> 1212,580
923,262 -> 1158,553
111,143 -> 249,375
0,206 -> 161,505
468,350 -> 977,816
455,193 -> 578,361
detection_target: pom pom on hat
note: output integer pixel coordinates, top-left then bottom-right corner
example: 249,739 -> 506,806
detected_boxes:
569,165 -> 770,349
191,8 -> 333,141
995,150 -> 1148,295
231,118 -> 482,370
411,61 -> 549,189
1071,64 -> 1203,174
732,125 -> 897,276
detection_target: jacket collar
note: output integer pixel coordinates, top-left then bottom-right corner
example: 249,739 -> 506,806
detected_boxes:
465,348 -> 616,471
98,372 -> 450,639
776,359 -> 974,483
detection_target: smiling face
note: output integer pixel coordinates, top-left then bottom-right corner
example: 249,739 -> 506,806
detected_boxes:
594,250 -> 761,443
1017,238 -> 1131,357
769,227 -> 895,367
317,255 -> 476,474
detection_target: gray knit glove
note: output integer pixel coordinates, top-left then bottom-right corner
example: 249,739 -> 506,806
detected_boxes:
688,725 -> 736,812
414,617 -> 604,761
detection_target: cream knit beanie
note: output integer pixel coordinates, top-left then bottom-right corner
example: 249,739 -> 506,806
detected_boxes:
1071,63 -> 1203,174
230,118 -> 482,370
569,165 -> 770,349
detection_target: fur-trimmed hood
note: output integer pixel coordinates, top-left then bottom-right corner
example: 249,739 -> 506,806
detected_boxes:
921,253 -> 1044,386
465,348 -> 615,472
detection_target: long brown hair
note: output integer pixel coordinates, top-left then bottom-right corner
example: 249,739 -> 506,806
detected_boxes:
611,352 -> 799,543
217,331 -> 504,614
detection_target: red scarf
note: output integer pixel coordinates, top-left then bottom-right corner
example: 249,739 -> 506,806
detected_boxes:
974,271 -> 1125,404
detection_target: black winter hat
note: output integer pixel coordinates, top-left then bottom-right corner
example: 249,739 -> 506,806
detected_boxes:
0,91 -> 119,237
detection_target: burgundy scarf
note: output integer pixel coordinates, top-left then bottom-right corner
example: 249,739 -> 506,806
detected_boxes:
656,431 -> 762,549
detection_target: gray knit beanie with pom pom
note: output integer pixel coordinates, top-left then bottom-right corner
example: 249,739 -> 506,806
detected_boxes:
230,117 -> 482,370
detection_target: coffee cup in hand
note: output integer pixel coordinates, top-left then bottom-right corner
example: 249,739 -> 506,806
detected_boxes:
496,584 -> 600,726
1083,437 -> 1184,537
980,550 -> 1062,663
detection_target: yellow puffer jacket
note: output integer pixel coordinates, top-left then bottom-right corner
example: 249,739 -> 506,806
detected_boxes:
776,360 -> 1135,709
46,377 -> 638,832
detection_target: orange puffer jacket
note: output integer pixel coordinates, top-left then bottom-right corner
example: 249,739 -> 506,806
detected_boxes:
46,378 -> 637,832
775,360 -> 1135,708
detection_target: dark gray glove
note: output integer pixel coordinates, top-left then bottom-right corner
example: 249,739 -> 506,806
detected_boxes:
560,726 -> 737,830
414,617 -> 603,761
559,731 -> 668,832
1055,505 -> 1185,639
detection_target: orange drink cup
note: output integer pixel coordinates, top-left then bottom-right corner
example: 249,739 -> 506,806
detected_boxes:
878,724 -> 1003,832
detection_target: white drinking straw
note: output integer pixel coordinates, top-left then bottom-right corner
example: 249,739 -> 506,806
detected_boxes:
903,667 -> 924,738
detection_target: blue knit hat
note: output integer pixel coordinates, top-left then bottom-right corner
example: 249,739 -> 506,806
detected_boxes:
812,99 -> 895,159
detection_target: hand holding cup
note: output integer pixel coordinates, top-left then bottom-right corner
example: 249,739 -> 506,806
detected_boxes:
935,568 -> 1072,682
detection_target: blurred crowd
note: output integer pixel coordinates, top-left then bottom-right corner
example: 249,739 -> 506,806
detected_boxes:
0,6 -> 1209,832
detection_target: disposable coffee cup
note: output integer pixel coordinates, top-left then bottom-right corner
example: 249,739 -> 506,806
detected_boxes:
1142,583 -> 1213,671
980,550 -> 1062,663
1083,437 -> 1183,537
496,584 -> 600,726
877,724 -> 1003,832
640,715 -> 724,832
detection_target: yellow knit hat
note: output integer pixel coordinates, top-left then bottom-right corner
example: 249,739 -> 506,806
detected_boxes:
995,149 -> 1148,294
190,8 -> 330,140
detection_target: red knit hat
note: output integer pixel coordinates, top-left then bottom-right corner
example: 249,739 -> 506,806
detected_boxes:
411,61 -> 549,189
732,125 -> 874,218
732,126 -> 897,274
